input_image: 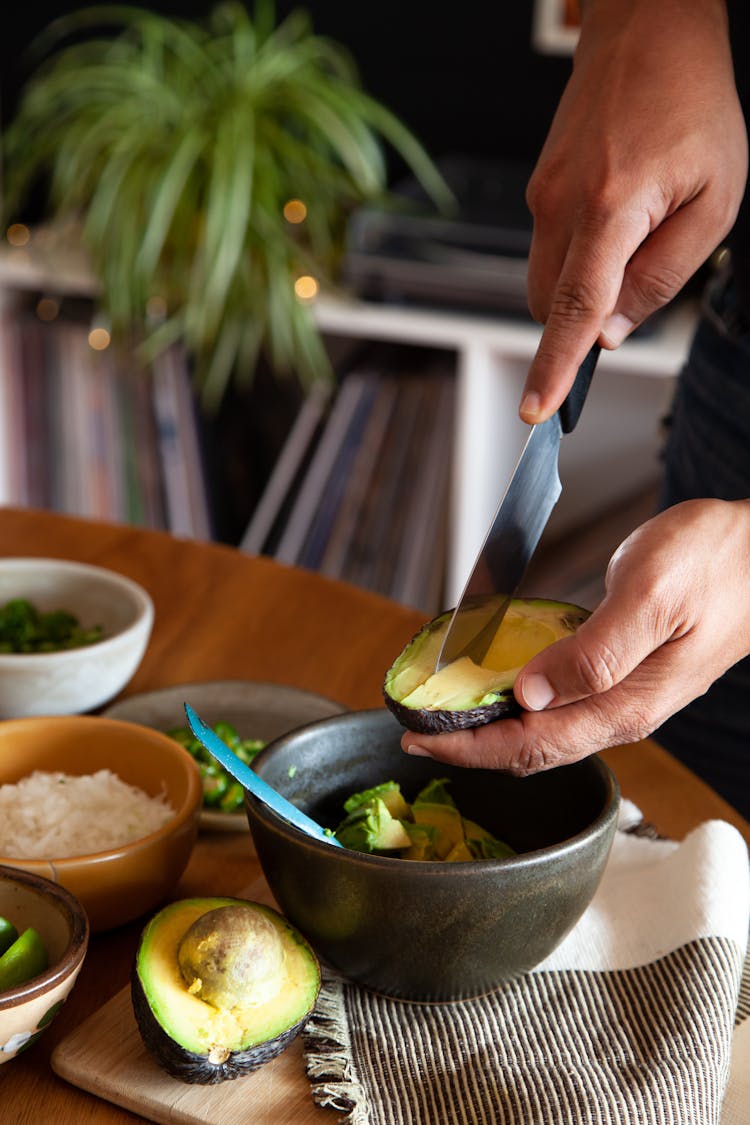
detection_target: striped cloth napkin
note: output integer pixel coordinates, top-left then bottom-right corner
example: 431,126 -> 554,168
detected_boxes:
303,801 -> 750,1125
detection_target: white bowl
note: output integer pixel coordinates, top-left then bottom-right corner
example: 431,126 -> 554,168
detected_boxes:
0,558 -> 153,717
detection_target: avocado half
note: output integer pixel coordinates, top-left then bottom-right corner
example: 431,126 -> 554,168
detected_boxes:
131,897 -> 321,1084
383,597 -> 588,734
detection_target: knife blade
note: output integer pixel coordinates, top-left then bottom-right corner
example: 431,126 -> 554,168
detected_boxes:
435,344 -> 600,672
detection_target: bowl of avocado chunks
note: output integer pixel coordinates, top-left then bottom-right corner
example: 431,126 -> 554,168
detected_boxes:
244,708 -> 620,1002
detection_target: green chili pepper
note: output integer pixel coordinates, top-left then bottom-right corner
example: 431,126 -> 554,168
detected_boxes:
167,721 -> 266,814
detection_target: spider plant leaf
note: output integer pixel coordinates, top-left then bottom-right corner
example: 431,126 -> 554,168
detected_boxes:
136,129 -> 206,279
2,0 -> 452,407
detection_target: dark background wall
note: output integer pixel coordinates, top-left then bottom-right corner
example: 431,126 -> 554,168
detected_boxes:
1,2 -> 573,176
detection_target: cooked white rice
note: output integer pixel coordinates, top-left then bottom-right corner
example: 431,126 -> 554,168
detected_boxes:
0,769 -> 174,858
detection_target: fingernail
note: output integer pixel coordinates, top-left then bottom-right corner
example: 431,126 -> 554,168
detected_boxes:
406,744 -> 433,758
601,313 -> 634,348
519,391 -> 541,422
519,673 -> 555,711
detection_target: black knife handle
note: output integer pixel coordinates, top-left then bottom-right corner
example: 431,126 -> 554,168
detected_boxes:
558,344 -> 601,434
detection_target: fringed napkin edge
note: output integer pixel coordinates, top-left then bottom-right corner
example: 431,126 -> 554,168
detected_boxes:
303,973 -> 370,1125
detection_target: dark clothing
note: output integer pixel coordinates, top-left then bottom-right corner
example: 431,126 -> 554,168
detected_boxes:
726,0 -> 750,319
652,4 -> 750,819
655,271 -> 750,819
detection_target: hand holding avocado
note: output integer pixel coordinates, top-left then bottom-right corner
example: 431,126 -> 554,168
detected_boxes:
403,500 -> 750,781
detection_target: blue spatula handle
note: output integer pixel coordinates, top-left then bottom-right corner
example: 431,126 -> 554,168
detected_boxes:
183,703 -> 342,848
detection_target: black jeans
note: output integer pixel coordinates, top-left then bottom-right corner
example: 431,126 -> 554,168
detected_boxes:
655,268 -> 750,819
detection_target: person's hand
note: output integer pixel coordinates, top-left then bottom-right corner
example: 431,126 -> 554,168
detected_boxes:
402,499 -> 750,773
521,0 -> 748,423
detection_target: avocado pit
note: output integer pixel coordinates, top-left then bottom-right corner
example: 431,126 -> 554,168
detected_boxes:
178,905 -> 285,1010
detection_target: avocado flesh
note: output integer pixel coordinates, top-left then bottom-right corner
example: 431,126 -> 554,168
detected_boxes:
343,780 -> 410,821
412,802 -> 465,859
384,598 -> 588,732
132,897 -> 320,1082
332,778 -> 515,862
335,797 -> 411,852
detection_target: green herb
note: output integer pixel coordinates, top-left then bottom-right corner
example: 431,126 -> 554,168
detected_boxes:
2,1 -> 453,409
166,720 -> 266,813
0,598 -> 103,653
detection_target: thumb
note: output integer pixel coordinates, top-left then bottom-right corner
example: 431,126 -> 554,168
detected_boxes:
513,600 -> 669,712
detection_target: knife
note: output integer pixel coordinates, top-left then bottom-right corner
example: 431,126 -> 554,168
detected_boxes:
434,344 -> 600,672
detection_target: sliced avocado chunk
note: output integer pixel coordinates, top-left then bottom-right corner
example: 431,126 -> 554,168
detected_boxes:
400,821 -> 438,861
0,926 -> 48,991
444,840 -> 475,862
383,597 -> 588,733
335,797 -> 411,852
412,802 -> 465,860
0,915 -> 19,957
132,897 -> 320,1084
463,818 -> 516,859
343,780 -> 410,820
413,778 -> 457,808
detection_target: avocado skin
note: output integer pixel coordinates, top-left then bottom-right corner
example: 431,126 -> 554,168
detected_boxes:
131,968 -> 308,1084
131,897 -> 320,1085
384,691 -> 518,734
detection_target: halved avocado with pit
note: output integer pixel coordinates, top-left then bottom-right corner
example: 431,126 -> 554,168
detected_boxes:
383,597 -> 588,733
131,897 -> 320,1084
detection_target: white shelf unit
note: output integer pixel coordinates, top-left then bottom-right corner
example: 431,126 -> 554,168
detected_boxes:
0,241 -> 696,604
314,294 -> 695,604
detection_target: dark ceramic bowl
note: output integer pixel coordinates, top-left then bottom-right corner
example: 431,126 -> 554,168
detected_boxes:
244,708 -> 620,1002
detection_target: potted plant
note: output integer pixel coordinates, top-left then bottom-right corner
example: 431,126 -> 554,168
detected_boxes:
2,2 -> 452,407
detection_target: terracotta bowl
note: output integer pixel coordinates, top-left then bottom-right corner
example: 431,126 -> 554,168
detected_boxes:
0,557 -> 154,718
0,716 -> 202,932
244,708 -> 620,1002
0,864 -> 89,1063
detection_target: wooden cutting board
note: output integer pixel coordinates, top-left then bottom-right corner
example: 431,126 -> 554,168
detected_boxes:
50,880 -> 331,1125
50,985 -> 329,1125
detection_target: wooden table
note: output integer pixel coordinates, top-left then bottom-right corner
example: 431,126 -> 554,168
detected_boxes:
1,506 -> 748,1124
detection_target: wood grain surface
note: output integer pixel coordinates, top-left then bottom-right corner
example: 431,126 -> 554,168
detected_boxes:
0,506 -> 747,1125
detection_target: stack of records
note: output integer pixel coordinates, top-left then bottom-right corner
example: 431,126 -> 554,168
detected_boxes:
342,154 -> 534,317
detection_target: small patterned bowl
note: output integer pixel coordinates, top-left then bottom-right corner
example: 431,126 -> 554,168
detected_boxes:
0,864 -> 89,1063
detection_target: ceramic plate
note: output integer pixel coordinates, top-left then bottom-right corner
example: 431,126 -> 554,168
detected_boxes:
103,680 -> 346,832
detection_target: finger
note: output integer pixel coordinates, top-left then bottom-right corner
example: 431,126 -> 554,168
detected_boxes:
400,691 -> 622,774
519,214 -> 643,422
525,213 -> 571,325
403,644 -> 697,776
605,193 -> 736,344
514,592 -> 676,712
